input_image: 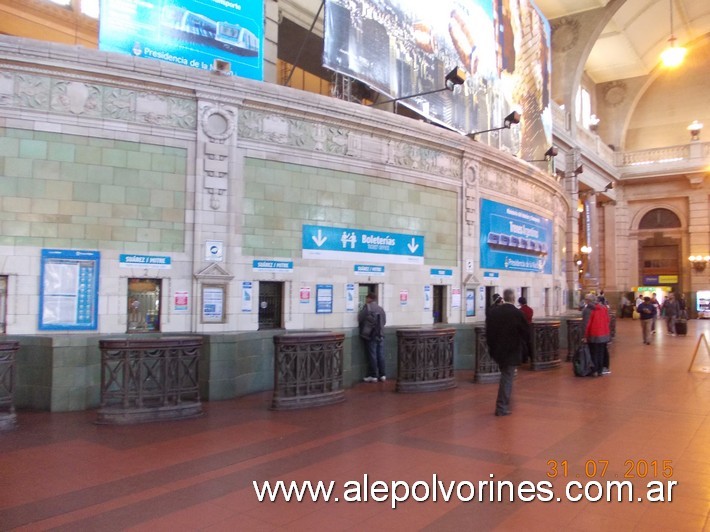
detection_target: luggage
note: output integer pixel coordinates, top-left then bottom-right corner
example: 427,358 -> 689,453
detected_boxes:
675,319 -> 687,336
573,343 -> 595,377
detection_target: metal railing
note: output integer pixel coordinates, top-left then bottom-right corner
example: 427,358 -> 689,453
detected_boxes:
97,336 -> 202,424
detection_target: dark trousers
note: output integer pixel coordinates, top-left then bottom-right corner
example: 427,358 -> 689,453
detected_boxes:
366,337 -> 385,378
589,342 -> 606,375
496,365 -> 516,414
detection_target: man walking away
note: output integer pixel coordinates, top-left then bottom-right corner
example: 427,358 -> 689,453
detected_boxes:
662,293 -> 680,336
358,292 -> 387,382
486,289 -> 531,416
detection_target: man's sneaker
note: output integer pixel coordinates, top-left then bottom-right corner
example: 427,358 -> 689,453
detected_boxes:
363,376 -> 377,383
379,376 -> 386,382
602,368 -> 611,375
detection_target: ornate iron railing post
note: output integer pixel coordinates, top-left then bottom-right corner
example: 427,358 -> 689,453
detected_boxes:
566,317 -> 584,361
272,332 -> 345,410
396,328 -> 456,392
97,336 -> 203,424
530,321 -> 562,370
473,326 -> 501,383
0,340 -> 19,431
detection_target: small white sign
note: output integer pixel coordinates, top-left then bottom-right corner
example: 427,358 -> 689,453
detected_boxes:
206,241 -> 223,262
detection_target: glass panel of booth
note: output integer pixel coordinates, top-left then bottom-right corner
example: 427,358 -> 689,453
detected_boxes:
127,278 -> 162,332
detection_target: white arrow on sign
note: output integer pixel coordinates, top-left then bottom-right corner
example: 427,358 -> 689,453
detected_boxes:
407,238 -> 419,253
312,229 -> 327,247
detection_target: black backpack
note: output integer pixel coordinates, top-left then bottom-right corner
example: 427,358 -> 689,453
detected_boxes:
573,343 -> 594,377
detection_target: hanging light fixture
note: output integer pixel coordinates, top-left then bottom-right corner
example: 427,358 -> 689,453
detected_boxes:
660,0 -> 687,68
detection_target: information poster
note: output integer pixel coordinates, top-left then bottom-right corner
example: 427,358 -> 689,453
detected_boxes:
452,288 -> 461,309
39,249 -> 100,331
242,281 -> 252,312
466,289 -> 475,316
202,286 -> 225,322
346,283 -> 356,311
300,286 -> 311,305
174,290 -> 189,311
316,284 -> 334,314
424,285 -> 432,310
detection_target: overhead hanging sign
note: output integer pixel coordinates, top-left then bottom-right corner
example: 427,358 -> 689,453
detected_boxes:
303,225 -> 424,264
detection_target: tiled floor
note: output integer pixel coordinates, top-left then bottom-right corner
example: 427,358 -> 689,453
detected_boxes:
1,318 -> 709,531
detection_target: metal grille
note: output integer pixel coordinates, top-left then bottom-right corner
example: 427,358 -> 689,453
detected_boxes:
99,337 -> 201,409
259,282 -> 283,330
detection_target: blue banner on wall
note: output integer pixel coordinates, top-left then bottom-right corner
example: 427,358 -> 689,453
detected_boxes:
480,199 -> 553,274
302,225 -> 424,264
99,0 -> 263,80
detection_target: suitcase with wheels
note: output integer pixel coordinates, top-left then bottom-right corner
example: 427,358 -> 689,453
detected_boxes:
675,319 -> 687,336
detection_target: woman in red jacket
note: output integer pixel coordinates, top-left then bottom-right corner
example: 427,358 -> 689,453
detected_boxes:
585,297 -> 611,376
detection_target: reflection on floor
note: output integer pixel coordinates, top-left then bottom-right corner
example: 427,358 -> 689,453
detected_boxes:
1,319 -> 709,531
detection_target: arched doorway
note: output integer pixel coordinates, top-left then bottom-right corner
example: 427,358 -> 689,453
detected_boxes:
637,208 -> 682,291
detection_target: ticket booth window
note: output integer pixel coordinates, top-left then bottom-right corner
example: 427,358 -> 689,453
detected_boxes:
433,285 -> 445,323
258,281 -> 283,330
358,284 -> 377,310
127,278 -> 162,332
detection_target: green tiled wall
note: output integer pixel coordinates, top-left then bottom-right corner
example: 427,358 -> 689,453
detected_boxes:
0,128 -> 187,251
243,159 -> 458,265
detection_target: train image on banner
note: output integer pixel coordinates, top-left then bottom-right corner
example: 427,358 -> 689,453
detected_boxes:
160,5 -> 259,56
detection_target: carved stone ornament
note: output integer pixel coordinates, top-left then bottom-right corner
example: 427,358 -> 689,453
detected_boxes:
602,81 -> 627,108
463,161 -> 478,186
200,106 -> 235,141
551,18 -> 580,54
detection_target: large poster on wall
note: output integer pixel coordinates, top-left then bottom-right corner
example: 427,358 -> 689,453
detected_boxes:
99,0 -> 264,80
39,249 -> 100,330
323,0 -> 551,159
480,198 -> 553,274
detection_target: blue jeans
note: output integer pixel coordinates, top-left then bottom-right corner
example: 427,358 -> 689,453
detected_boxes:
366,337 -> 385,378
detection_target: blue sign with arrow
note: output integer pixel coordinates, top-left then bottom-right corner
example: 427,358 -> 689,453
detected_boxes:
302,225 -> 424,264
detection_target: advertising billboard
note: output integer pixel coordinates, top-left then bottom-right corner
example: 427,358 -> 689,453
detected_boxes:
323,0 -> 551,159
479,198 -> 553,274
99,0 -> 263,80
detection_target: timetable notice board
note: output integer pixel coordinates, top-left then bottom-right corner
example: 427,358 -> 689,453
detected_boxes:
39,249 -> 100,330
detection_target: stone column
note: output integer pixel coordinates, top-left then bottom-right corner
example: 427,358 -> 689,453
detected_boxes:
687,188 -> 710,298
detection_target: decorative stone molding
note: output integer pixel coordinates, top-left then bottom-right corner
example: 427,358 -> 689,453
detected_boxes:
237,108 -> 461,179
686,172 -> 706,188
199,103 -> 237,210
602,81 -> 627,108
463,160 -> 478,186
551,18 -> 580,54
194,263 -> 234,282
0,69 -> 196,129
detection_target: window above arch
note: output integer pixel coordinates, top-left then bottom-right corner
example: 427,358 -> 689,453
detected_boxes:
638,208 -> 681,230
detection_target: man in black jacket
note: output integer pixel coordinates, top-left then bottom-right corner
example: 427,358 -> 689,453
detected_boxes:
485,288 -> 531,416
358,292 -> 387,382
